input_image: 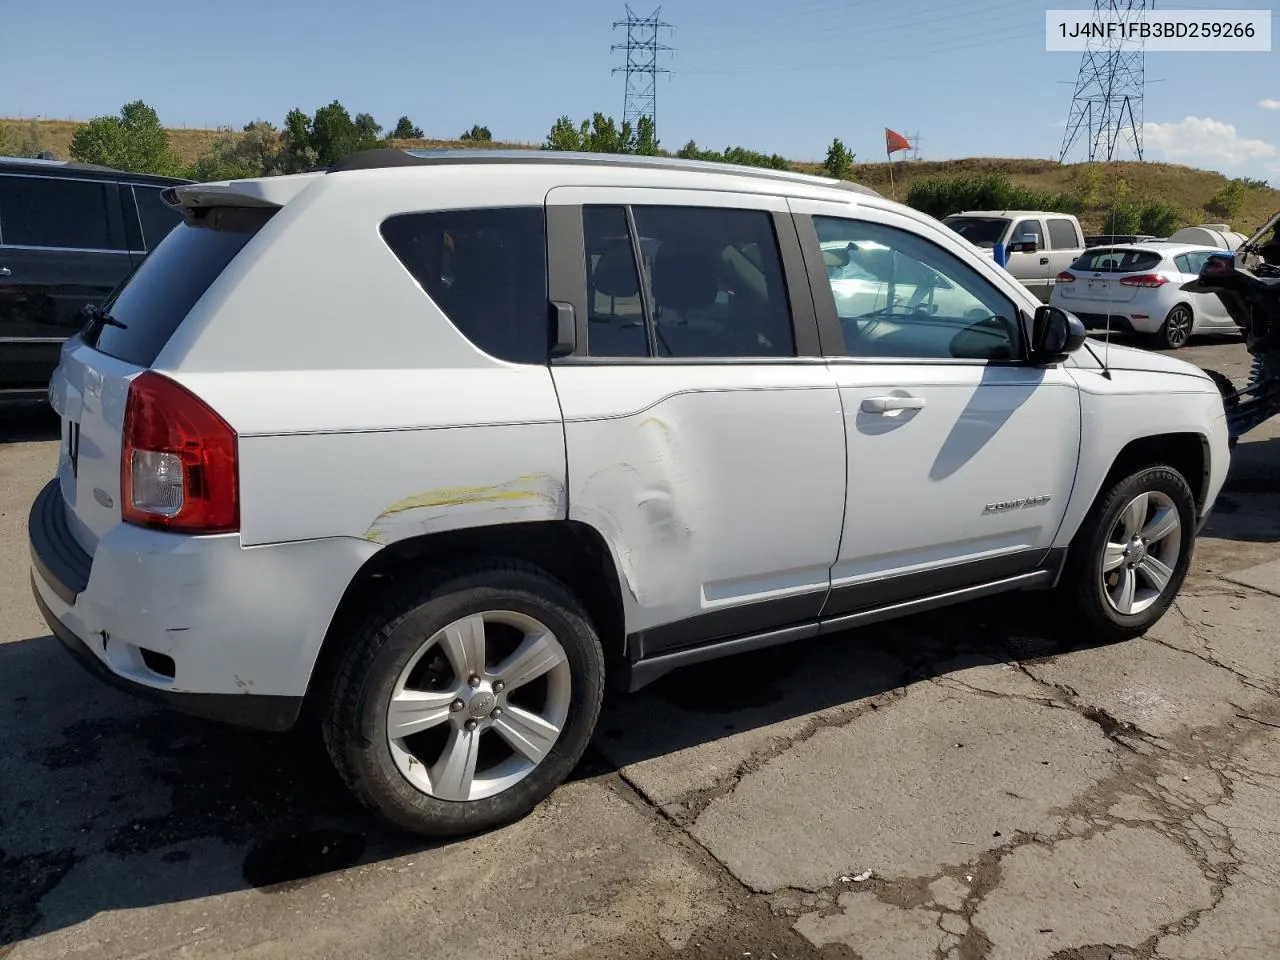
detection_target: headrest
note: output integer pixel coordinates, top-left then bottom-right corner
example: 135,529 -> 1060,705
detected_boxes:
592,241 -> 640,298
653,241 -> 720,311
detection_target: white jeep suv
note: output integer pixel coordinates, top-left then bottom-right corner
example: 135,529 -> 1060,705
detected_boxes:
30,149 -> 1230,835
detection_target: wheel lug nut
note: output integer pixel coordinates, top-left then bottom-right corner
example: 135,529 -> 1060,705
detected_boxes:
468,675 -> 482,688
450,698 -> 465,712
464,719 -> 478,731
493,681 -> 505,693
492,707 -> 503,718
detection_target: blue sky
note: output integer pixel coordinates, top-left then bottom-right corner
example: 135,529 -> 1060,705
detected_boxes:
1,0 -> 1277,178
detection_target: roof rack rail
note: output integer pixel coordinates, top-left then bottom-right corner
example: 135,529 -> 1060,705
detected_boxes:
324,147 -> 882,198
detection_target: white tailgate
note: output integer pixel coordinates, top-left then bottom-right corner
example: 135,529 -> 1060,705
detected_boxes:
48,341 -> 142,555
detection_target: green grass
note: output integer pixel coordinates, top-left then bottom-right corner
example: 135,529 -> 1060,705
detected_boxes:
4,118 -> 1277,235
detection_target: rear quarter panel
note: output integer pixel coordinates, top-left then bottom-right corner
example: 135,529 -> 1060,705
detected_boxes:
154,170 -> 570,548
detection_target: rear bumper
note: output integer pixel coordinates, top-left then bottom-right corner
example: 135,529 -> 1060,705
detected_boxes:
28,478 -> 379,730
33,577 -> 302,731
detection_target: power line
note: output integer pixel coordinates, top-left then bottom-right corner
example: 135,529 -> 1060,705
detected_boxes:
611,5 -> 675,137
1060,0 -> 1148,162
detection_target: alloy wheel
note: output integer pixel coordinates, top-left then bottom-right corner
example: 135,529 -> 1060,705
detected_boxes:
386,610 -> 572,802
1100,490 -> 1183,616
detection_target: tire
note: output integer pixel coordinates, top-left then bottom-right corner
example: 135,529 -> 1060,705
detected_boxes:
1058,465 -> 1196,643
322,561 -> 605,836
1152,304 -> 1194,350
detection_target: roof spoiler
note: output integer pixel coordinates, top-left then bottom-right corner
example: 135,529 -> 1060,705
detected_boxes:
161,176 -> 317,212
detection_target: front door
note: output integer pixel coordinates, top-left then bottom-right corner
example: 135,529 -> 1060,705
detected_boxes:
1006,216 -> 1052,302
791,199 -> 1081,617
0,173 -> 132,393
545,187 -> 848,658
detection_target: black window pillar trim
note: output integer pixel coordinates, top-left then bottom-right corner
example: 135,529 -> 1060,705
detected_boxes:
623,204 -> 659,358
792,212 -> 848,357
773,210 -> 823,357
545,203 -> 589,358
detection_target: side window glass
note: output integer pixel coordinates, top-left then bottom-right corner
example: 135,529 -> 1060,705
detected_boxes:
380,206 -> 549,365
814,216 -> 1022,361
1048,218 -> 1078,250
0,175 -> 121,250
133,185 -> 183,251
1173,254 -> 1191,274
583,205 -> 649,358
1183,251 -> 1210,275
1011,219 -> 1045,249
631,205 -> 795,358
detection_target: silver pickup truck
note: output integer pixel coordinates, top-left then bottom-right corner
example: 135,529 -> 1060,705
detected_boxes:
942,210 -> 1086,303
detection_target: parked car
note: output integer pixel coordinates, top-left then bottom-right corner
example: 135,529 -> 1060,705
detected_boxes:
0,156 -> 190,401
1051,242 -> 1243,349
941,210 -> 1086,302
30,149 -> 1229,836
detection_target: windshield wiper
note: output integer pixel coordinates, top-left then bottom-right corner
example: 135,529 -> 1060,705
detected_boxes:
82,303 -> 128,330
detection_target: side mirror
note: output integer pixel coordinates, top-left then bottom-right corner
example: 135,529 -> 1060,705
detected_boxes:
1010,234 -> 1039,254
1030,305 -> 1085,363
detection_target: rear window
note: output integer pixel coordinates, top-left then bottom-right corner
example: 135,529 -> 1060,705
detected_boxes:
89,206 -> 274,367
380,206 -> 549,365
1071,248 -> 1163,273
942,216 -> 1009,248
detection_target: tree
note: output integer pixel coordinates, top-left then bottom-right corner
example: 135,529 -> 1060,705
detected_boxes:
1206,179 -> 1248,220
1102,201 -> 1142,236
310,101 -> 380,166
634,116 -> 658,156
69,100 -> 181,175
187,120 -> 282,182
823,137 -> 854,180
1139,201 -> 1181,237
1074,164 -> 1104,208
392,116 -> 424,139
354,112 -> 383,142
543,115 -> 582,151
459,125 -> 492,142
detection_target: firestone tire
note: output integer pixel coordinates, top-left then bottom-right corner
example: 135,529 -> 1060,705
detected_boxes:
322,561 -> 605,836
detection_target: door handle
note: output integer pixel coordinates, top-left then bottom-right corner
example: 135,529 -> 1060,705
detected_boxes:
0,266 -> 10,277
1039,257 -> 1049,265
861,395 -> 926,414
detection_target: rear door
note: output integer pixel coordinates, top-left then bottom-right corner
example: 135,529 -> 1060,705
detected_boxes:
1045,217 -> 1082,294
0,172 -> 132,392
545,187 -> 847,657
1006,217 -> 1051,301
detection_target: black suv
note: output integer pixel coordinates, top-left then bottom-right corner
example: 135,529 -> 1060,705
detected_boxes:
0,157 -> 190,401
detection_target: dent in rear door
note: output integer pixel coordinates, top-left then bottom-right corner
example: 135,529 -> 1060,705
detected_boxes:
545,186 -> 847,656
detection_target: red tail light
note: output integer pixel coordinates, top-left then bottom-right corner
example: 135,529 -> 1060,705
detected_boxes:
1119,273 -> 1169,288
121,372 -> 239,533
1056,271 -> 1076,283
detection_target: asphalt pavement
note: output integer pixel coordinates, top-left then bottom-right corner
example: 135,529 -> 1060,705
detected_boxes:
4,334 -> 1280,960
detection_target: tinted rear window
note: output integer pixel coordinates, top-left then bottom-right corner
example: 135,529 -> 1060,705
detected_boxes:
380,206 -> 549,365
1071,248 -> 1163,273
90,206 -> 274,367
0,174 -> 122,250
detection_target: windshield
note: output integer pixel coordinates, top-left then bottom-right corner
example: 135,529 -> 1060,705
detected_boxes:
942,216 -> 1009,248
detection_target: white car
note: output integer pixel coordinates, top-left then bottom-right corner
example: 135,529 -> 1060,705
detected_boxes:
1050,242 -> 1243,349
30,149 -> 1230,836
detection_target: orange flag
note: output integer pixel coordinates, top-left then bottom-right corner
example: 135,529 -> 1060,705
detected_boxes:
885,128 -> 911,155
